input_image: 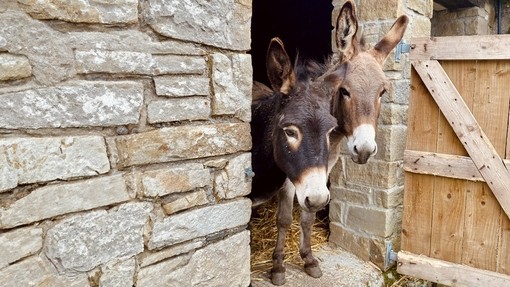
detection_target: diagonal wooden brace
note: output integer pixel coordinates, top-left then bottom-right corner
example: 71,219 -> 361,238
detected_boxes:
412,59 -> 510,219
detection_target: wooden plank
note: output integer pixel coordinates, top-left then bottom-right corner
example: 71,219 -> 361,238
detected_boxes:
461,60 -> 510,271
404,150 -> 479,180
401,68 -> 439,255
397,251 -> 510,287
410,35 -> 510,61
404,150 -> 510,181
429,60 -> 473,263
402,174 -> 434,255
503,79 -> 510,275
507,94 -> 510,161
499,216 -> 510,275
405,68 -> 439,153
462,183 -> 501,271
435,60 -> 475,158
412,59 -> 510,219
404,150 -> 478,180
503,68 -> 510,275
429,177 -> 465,261
470,61 -> 510,155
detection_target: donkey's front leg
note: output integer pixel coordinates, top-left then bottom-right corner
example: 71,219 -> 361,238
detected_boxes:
300,210 -> 322,278
271,179 -> 294,286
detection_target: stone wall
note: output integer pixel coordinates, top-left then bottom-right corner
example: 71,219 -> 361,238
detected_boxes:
0,1 -> 252,286
328,0 -> 432,270
432,6 -> 491,36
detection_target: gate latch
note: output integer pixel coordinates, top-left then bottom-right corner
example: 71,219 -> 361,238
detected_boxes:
395,41 -> 411,63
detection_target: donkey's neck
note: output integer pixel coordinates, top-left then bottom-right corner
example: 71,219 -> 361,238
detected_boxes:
249,92 -> 289,204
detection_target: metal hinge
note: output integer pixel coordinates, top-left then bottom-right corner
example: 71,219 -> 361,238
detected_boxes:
395,41 -> 411,63
385,241 -> 398,269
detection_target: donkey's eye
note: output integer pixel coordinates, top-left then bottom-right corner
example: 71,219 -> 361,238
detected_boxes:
339,88 -> 350,98
284,128 -> 297,138
283,126 -> 301,150
379,89 -> 387,98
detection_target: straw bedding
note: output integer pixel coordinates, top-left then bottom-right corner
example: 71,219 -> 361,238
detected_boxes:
249,199 -> 433,286
249,198 -> 330,275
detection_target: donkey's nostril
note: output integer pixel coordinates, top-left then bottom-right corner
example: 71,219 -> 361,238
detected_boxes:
305,197 -> 311,208
353,145 -> 358,154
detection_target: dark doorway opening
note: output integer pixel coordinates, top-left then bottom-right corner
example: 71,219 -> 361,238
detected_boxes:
249,0 -> 334,278
251,0 -> 334,86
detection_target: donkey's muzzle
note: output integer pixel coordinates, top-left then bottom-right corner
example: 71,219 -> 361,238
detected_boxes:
348,124 -> 378,164
294,167 -> 330,212
304,194 -> 330,212
352,144 -> 377,164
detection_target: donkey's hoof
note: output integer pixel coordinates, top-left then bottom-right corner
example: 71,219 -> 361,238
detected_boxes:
305,265 -> 322,278
271,272 -> 286,286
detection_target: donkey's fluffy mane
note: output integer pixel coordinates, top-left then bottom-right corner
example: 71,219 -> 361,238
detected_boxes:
296,30 -> 369,84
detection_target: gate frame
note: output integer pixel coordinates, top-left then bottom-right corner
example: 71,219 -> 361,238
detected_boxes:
399,35 -> 510,286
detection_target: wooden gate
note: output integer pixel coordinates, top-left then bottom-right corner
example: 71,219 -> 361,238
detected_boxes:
399,35 -> 510,286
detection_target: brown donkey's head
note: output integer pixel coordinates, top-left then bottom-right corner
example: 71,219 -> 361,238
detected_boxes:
325,0 -> 408,164
267,38 -> 337,212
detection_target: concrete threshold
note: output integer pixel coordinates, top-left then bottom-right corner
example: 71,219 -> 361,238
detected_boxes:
250,245 -> 384,287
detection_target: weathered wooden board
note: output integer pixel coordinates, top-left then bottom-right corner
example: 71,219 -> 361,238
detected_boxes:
401,68 -> 438,256
404,150 -> 510,181
397,251 -> 510,287
499,217 -> 510,275
411,35 -> 510,60
413,60 -> 510,219
402,35 -> 510,282
461,60 -> 509,271
429,61 -> 472,263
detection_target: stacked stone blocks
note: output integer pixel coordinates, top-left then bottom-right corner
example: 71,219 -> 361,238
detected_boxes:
432,6 -> 490,36
0,0 -> 252,286
329,0 -> 432,269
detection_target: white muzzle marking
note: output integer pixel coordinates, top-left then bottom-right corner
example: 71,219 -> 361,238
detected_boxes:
294,167 -> 330,212
347,124 -> 377,163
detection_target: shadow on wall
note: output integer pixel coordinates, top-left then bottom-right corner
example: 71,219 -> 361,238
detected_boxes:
503,0 -> 510,33
251,0 -> 333,86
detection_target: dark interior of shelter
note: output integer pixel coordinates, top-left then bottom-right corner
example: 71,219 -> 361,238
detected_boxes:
250,0 -> 334,86
250,0 -> 334,223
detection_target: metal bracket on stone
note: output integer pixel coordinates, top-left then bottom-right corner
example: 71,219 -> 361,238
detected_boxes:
395,41 -> 411,63
245,167 -> 255,178
385,241 -> 398,269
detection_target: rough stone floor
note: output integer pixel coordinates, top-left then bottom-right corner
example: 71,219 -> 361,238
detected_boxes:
251,245 -> 384,287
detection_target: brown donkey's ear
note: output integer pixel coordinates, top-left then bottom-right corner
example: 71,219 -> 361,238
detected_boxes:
323,64 -> 347,91
266,38 -> 296,95
369,15 -> 409,65
335,0 -> 358,61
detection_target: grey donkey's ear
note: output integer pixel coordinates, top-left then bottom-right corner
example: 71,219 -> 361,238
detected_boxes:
369,15 -> 409,65
266,37 -> 296,95
335,0 -> 358,61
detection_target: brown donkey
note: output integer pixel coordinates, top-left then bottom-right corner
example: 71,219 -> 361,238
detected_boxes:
325,0 -> 408,171
254,1 -> 409,285
249,38 -> 337,285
